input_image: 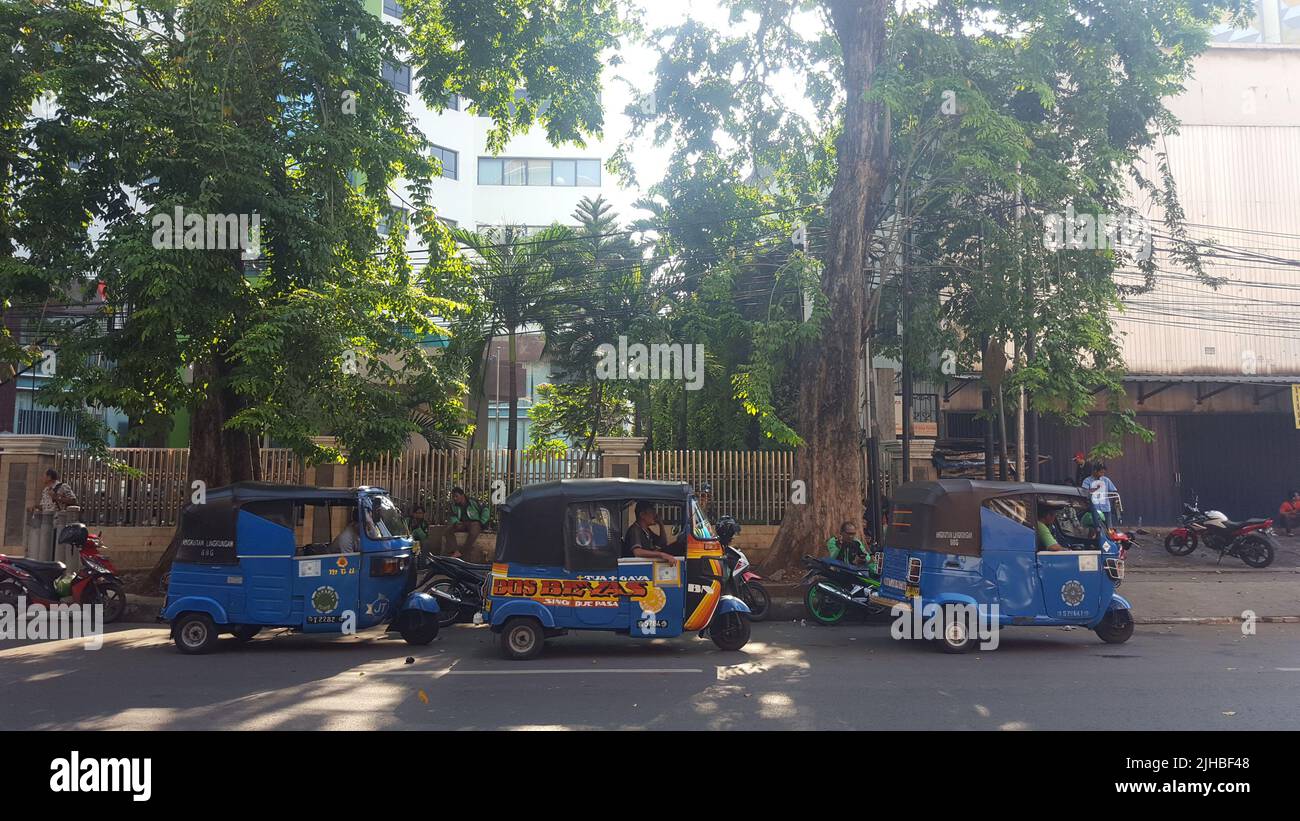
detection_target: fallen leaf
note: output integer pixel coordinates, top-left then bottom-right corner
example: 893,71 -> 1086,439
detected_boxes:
417,689 -> 429,704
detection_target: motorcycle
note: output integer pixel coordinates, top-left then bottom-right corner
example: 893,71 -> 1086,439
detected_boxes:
416,553 -> 490,628
800,553 -> 886,625
0,523 -> 127,623
716,515 -> 769,621
1164,502 -> 1276,568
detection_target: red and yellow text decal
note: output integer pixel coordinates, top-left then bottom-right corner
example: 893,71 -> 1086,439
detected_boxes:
492,577 -> 649,600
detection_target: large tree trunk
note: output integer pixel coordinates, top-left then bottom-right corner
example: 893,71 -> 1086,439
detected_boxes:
761,0 -> 890,574
143,350 -> 260,591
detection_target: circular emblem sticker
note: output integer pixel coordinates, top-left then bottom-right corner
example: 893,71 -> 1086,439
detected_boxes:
312,585 -> 340,614
1060,580 -> 1086,607
637,586 -> 667,615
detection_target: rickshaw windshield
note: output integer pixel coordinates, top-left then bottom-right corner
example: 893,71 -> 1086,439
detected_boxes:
690,498 -> 716,541
365,494 -> 410,539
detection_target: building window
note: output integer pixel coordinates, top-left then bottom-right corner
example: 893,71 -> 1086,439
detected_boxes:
429,144 -> 458,179
382,60 -> 411,94
378,206 -> 409,236
476,157 -> 601,187
383,0 -> 404,19
448,94 -> 462,111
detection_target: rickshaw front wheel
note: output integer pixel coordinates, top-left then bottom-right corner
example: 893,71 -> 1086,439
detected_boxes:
710,611 -> 751,651
1094,608 -> 1134,644
174,612 -> 219,655
499,617 -> 545,660
400,611 -> 441,645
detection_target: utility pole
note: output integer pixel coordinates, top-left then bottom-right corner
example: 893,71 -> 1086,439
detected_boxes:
900,188 -> 913,483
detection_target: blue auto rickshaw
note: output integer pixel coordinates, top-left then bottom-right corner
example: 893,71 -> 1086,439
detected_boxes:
163,483 -> 440,654
873,479 -> 1134,652
484,478 -> 751,660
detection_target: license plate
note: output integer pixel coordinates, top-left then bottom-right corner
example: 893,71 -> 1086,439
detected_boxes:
905,584 -> 919,599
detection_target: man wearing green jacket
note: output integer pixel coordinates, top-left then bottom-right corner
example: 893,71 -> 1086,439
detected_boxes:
445,486 -> 489,559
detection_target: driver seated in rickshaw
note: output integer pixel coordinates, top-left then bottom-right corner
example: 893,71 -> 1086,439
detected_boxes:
623,500 -> 681,564
1036,503 -> 1069,551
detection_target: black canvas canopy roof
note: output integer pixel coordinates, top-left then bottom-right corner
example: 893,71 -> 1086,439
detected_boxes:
496,478 -> 694,564
177,482 -> 388,564
889,479 -> 1088,556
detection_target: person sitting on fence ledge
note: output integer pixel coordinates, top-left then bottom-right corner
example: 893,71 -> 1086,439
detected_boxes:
1278,491 -> 1300,538
444,487 -> 489,559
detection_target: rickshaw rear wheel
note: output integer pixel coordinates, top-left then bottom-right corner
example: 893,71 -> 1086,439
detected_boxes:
1094,608 -> 1134,644
499,617 -> 545,660
174,612 -> 219,655
938,610 -> 975,654
400,610 -> 440,645
710,611 -> 751,651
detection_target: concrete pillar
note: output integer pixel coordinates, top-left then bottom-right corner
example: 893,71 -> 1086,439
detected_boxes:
595,436 -> 647,479
882,438 -> 937,491
0,434 -> 75,557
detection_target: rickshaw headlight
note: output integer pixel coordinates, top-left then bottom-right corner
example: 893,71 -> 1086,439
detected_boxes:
1104,558 -> 1125,581
370,556 -> 408,577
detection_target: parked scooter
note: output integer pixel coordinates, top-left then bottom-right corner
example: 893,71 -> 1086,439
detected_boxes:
417,553 -> 490,627
0,523 -> 126,623
716,515 -> 769,621
800,553 -> 886,625
1164,501 -> 1275,568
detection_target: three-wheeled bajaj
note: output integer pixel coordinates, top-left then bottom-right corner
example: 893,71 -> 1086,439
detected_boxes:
162,483 -> 441,654
484,478 -> 751,660
872,479 -> 1134,653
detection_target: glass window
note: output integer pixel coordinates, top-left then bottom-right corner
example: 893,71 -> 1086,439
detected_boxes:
982,496 -> 1032,528
448,93 -> 461,111
378,206 -> 408,236
503,158 -> 527,185
383,0 -> 403,19
478,157 -> 502,185
575,159 -> 601,186
526,158 -> 552,186
364,495 -> 410,539
429,144 -> 458,179
551,159 -> 576,186
382,60 -> 411,94
564,502 -> 619,571
691,498 -> 716,541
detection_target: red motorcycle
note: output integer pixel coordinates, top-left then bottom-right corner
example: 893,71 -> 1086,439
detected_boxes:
1164,503 -> 1276,568
0,523 -> 127,623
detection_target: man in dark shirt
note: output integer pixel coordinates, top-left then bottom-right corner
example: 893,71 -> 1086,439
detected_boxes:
623,501 -> 680,563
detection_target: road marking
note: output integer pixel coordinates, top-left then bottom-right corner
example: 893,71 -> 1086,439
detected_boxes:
374,667 -> 704,676
1275,667 -> 1300,672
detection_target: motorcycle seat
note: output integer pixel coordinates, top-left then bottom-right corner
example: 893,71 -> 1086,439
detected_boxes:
436,556 -> 492,573
4,556 -> 67,577
1224,519 -> 1266,530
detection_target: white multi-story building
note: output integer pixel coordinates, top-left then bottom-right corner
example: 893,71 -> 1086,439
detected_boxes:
371,2 -> 619,449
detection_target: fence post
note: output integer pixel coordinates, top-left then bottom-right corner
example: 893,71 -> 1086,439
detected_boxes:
0,434 -> 75,557
594,436 -> 647,479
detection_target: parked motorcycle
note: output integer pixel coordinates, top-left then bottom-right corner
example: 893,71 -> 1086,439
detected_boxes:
716,515 -> 769,621
800,554 -> 886,625
0,523 -> 127,622
417,554 -> 490,628
1164,502 -> 1276,568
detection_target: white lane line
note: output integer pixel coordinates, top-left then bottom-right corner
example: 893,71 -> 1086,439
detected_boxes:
1275,667 -> 1300,671
374,668 -> 704,676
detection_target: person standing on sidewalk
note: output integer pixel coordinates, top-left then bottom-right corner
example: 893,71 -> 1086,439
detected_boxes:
1081,464 -> 1118,529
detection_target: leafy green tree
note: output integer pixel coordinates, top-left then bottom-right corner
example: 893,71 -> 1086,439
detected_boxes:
452,223 -> 574,464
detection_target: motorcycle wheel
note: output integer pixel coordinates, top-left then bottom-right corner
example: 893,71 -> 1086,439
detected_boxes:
0,579 -> 23,610
740,582 -> 771,622
709,611 -> 751,651
1163,532 -> 1197,556
95,579 -> 127,624
427,577 -> 463,628
1237,536 -> 1275,569
804,579 -> 847,625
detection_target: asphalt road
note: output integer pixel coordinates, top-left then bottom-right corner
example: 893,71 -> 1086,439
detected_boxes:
2,620 -> 1298,731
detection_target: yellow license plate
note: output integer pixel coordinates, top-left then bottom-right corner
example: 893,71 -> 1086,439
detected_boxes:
905,585 -> 919,599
